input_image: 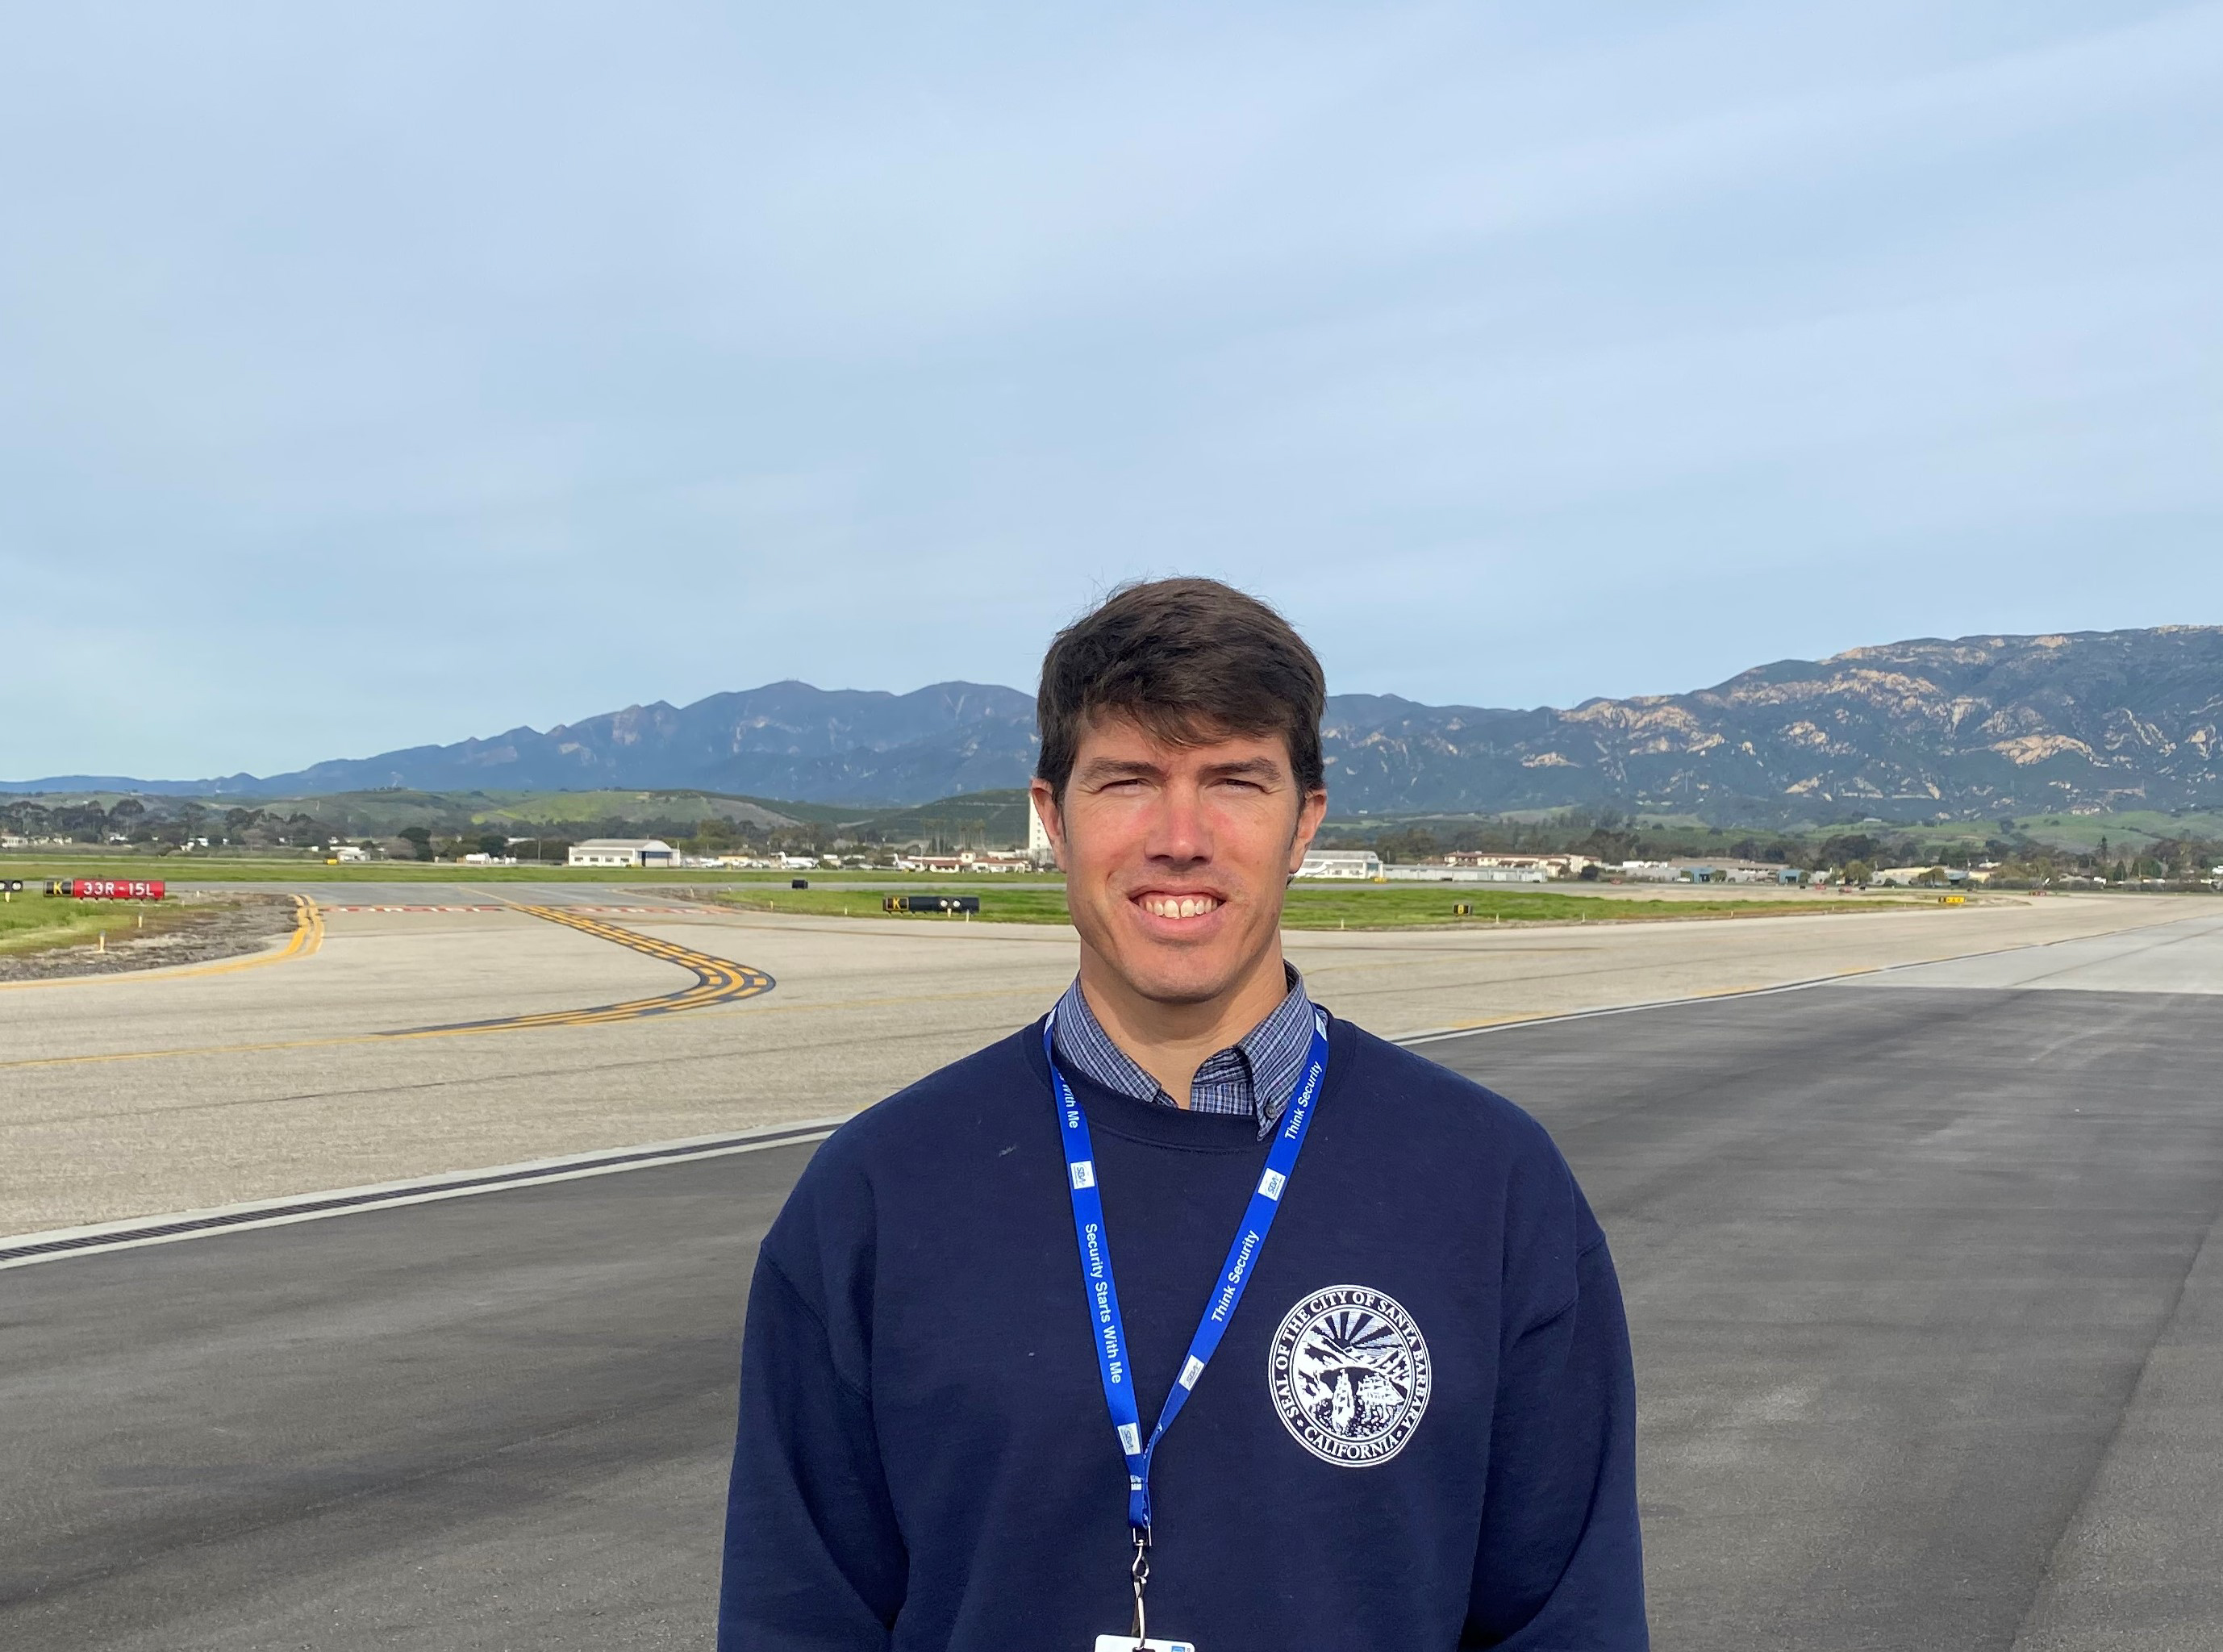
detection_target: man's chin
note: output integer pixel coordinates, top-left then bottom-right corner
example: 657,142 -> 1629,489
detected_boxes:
1112,959 -> 1250,1009
1077,916 -> 1277,1010
1132,982 -> 1233,1010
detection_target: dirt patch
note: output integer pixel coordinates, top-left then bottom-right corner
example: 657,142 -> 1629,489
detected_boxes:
0,893 -> 301,982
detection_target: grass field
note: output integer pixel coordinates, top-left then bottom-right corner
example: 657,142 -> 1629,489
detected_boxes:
0,894 -> 181,956
705,882 -> 1900,929
2008,810 -> 2223,851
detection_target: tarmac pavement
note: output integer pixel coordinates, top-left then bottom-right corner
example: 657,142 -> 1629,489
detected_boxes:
6,912 -> 2223,1649
0,886 -> 2200,1234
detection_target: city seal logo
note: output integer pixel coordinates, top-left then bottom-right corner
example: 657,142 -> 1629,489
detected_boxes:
1269,1285 -> 1432,1466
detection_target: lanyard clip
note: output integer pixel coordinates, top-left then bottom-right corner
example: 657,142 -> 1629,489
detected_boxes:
1128,1525 -> 1152,1640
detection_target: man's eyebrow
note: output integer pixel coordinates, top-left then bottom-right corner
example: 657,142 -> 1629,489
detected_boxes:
1076,757 -> 1168,781
1199,757 -> 1285,780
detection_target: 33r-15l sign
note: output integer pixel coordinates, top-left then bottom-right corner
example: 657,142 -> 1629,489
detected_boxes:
46,879 -> 166,900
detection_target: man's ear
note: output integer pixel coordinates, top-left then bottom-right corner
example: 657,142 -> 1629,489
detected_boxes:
1286,786 -> 1329,874
1028,778 -> 1069,873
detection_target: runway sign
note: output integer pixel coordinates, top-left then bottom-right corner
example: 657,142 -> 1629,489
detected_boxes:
882,894 -> 981,914
47,878 -> 166,900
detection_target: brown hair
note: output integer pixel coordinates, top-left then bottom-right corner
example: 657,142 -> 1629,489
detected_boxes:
1035,577 -> 1326,799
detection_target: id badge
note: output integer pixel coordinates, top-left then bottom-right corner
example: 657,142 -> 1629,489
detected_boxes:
1093,1640 -> 1195,1652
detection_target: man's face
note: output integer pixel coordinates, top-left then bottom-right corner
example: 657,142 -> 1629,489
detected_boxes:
1033,714 -> 1328,1008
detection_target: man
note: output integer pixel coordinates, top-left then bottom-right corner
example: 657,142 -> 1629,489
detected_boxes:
719,578 -> 1646,1650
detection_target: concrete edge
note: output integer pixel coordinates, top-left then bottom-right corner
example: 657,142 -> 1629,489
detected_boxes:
1389,970 -> 1868,1046
0,1116 -> 850,1271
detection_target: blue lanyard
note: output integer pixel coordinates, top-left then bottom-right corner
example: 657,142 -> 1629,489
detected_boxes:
1045,1007 -> 1332,1534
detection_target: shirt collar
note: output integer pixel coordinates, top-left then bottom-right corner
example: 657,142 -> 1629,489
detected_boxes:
1049,964 -> 1315,1139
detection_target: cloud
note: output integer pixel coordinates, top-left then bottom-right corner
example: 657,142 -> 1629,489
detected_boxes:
2,1 -> 2217,776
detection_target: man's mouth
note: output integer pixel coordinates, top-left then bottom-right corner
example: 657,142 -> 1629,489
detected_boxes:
1135,893 -> 1223,920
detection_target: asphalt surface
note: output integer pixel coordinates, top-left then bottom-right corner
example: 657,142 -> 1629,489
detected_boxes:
6,918 -> 2223,1649
5,882 -> 2190,1235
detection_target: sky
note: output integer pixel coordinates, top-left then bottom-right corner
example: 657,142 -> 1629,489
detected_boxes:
4,2 -> 2219,780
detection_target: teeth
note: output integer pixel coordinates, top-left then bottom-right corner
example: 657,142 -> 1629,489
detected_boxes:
1142,895 -> 1219,919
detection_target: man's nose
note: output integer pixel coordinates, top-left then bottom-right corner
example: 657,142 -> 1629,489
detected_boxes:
1145,783 -> 1209,863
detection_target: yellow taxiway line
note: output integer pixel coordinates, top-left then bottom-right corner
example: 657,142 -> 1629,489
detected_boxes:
391,904 -> 774,1034
0,903 -> 773,1070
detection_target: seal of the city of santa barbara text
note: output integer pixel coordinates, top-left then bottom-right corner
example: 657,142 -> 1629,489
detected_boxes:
1268,1284 -> 1432,1466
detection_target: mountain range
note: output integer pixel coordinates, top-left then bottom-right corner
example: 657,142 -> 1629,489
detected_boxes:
11,626 -> 2223,824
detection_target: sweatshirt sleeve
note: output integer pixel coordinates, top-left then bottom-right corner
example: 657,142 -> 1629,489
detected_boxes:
718,1252 -> 908,1651
1461,1233 -> 1648,1649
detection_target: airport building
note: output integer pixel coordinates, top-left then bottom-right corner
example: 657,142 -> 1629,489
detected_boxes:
1872,865 -> 1976,886
1298,850 -> 1383,879
1027,795 -> 1055,866
1384,862 -> 1546,883
895,849 -> 1035,874
567,838 -> 678,868
1619,859 -> 1808,884
1445,851 -> 1595,878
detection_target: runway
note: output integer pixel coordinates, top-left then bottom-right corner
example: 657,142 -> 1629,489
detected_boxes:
6,915 -> 2223,1650
0,884 -> 2200,1235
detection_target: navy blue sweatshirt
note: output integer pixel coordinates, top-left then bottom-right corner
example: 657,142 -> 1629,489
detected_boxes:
719,1015 -> 1646,1650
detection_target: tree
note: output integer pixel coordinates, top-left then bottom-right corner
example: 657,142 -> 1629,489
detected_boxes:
1375,827 -> 1442,865
690,816 -> 740,853
1844,860 -> 1875,885
398,826 -> 434,862
1821,833 -> 1882,867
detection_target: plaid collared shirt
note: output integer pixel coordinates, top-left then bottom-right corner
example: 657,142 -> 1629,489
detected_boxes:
1049,966 -> 1316,1140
